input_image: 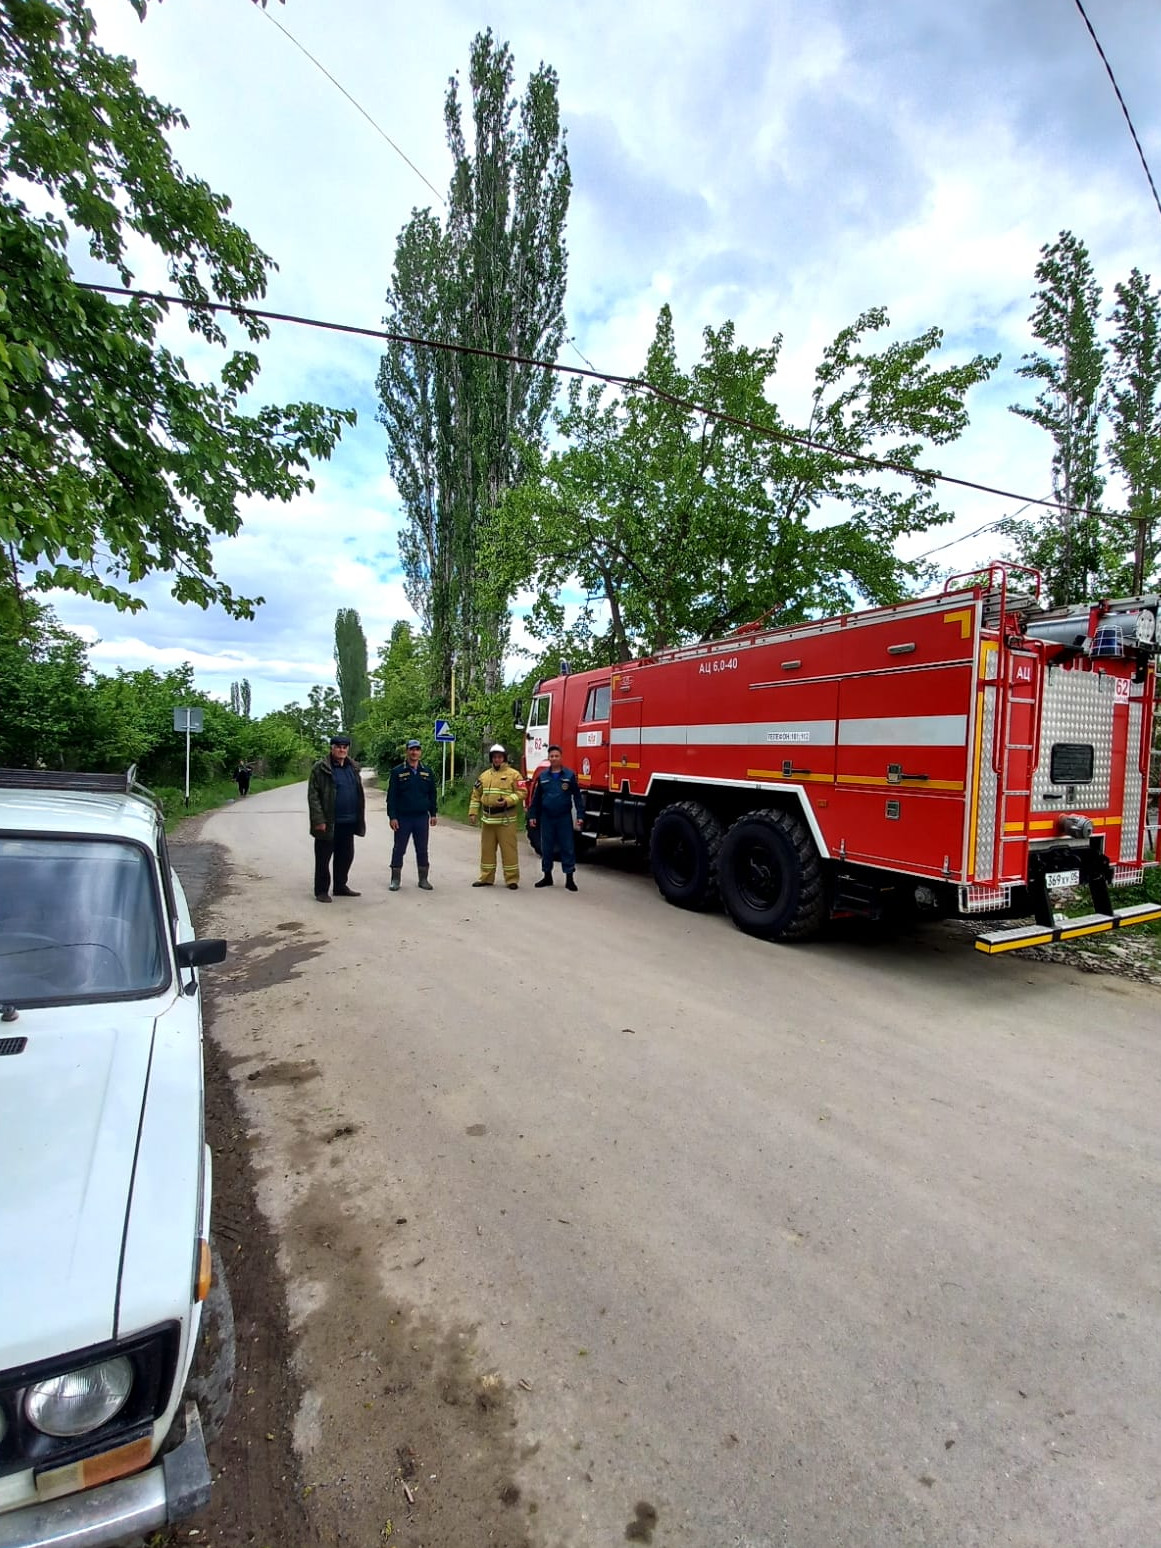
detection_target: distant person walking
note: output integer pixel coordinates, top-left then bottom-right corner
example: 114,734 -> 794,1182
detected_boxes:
468,743 -> 525,889
387,738 -> 438,891
234,760 -> 252,798
527,744 -> 585,890
307,734 -> 366,902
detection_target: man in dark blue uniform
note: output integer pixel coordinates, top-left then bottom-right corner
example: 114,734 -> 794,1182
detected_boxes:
387,738 -> 439,890
527,744 -> 585,891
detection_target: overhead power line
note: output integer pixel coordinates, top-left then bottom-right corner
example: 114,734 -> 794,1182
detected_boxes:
911,494 -> 1054,562
912,521 -> 1005,562
79,280 -> 1124,526
1072,0 -> 1161,225
257,8 -> 446,205
254,11 -> 597,377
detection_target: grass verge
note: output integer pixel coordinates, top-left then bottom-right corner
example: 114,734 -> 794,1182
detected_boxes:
153,774 -> 305,831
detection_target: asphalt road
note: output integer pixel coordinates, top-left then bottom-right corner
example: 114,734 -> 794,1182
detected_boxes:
192,779 -> 1161,1548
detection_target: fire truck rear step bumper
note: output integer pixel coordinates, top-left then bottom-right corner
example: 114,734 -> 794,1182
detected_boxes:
975,903 -> 1161,954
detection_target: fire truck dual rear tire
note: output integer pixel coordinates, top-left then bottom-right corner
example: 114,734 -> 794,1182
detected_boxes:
718,808 -> 826,941
649,800 -> 724,911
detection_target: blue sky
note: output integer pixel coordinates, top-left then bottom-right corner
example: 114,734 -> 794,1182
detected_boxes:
50,0 -> 1161,714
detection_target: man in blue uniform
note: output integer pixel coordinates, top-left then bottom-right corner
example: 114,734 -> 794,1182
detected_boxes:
387,738 -> 438,890
527,744 -> 585,891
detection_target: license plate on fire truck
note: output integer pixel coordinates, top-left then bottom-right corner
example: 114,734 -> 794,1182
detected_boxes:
1045,869 -> 1081,889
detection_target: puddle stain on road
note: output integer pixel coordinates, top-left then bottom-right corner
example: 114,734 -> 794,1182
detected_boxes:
217,927 -> 326,994
625,1501 -> 659,1542
245,1059 -> 323,1088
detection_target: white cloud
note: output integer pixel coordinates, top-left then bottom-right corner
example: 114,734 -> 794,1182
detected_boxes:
46,0 -> 1161,709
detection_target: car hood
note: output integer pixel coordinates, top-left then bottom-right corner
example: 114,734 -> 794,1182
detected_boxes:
0,1005 -> 157,1369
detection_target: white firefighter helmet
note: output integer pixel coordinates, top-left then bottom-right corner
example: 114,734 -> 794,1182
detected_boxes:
489,742 -> 507,756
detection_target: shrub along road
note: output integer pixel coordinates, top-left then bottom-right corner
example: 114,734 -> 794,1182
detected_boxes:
171,780 -> 1161,1548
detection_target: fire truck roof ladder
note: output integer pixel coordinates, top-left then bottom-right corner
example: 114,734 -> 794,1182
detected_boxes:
944,560 -> 1042,634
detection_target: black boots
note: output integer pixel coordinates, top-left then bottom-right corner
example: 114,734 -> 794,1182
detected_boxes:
535,875 -> 553,887
389,869 -> 401,892
418,868 -> 433,890
565,875 -> 578,892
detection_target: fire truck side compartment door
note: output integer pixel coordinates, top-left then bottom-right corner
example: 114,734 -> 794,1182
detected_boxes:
834,661 -> 974,877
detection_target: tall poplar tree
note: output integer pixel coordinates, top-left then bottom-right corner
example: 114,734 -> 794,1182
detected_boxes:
333,608 -> 369,735
1005,232 -> 1106,605
377,30 -> 570,701
1106,268 -> 1161,594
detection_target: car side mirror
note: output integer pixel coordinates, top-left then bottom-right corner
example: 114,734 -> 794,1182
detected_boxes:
176,938 -> 228,969
512,697 -> 523,728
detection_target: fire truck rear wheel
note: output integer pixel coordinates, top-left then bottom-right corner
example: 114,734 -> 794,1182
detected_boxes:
718,808 -> 826,941
649,800 -> 724,911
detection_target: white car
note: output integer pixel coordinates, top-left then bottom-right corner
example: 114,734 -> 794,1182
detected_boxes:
0,769 -> 232,1547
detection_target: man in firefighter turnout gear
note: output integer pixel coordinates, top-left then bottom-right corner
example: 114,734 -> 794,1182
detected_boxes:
468,743 -> 525,888
527,743 -> 585,890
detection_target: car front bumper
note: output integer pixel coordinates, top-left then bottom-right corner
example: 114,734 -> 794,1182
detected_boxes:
0,1404 -> 211,1548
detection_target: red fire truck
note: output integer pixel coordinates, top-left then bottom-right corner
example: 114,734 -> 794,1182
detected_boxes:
519,564 -> 1160,953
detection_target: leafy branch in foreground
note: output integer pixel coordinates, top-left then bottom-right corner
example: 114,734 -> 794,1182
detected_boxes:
0,0 -> 354,616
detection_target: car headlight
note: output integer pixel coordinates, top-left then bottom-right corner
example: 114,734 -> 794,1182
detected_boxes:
24,1357 -> 133,1437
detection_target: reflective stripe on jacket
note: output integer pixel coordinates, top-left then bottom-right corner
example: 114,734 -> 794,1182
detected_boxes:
469,764 -> 525,824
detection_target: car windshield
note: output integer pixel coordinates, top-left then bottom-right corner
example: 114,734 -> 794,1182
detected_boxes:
0,837 -> 167,1004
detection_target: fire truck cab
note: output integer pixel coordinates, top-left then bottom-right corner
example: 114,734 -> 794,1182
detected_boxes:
520,565 -> 1160,953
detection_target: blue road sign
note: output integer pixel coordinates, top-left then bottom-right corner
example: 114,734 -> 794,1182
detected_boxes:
434,718 -> 455,742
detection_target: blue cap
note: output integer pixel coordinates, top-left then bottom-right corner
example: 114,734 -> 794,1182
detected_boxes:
406,739 -> 422,749
329,733 -> 351,747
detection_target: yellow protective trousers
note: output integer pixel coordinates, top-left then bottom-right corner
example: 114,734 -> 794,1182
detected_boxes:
479,818 -> 520,885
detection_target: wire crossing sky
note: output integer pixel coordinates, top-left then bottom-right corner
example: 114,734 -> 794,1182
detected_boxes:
57,0 -> 1161,714
81,281 -> 1122,525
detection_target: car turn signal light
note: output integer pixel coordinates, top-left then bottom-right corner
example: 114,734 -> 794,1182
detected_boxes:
195,1239 -> 212,1303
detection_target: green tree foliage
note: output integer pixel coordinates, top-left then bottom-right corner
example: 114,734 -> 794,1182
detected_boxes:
1106,268 -> 1161,594
377,29 -> 569,700
333,607 -> 369,737
0,0 -> 355,615
270,684 -> 342,750
0,602 -> 312,776
358,620 -> 434,770
1005,232 -> 1106,605
0,598 -> 98,766
228,678 -> 252,717
501,304 -> 997,659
